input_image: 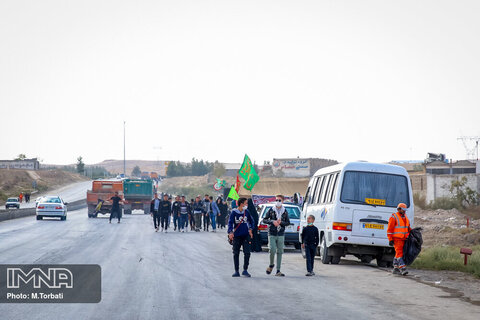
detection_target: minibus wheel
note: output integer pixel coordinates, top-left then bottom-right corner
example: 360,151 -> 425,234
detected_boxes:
331,256 -> 341,264
376,255 -> 388,267
320,236 -> 332,264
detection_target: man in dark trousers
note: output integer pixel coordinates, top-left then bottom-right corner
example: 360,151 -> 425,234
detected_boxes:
178,196 -> 191,232
172,195 -> 181,231
150,193 -> 161,232
247,198 -> 262,252
228,198 -> 254,278
108,191 -> 123,224
159,194 -> 172,232
301,215 -> 320,276
203,194 -> 211,231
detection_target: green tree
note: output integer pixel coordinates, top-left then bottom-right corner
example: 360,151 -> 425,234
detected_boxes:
131,165 -> 141,177
448,177 -> 479,207
15,154 -> 27,160
76,156 -> 85,174
213,161 -> 226,177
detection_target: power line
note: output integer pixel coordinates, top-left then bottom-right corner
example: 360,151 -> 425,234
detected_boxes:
457,136 -> 480,160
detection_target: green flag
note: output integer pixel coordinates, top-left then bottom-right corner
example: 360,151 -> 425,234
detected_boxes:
227,186 -> 240,200
243,171 -> 259,191
238,154 -> 253,180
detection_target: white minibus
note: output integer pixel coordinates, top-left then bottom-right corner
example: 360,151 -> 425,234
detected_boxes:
299,162 -> 414,266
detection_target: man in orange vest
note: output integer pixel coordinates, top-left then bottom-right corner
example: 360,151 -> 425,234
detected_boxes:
387,203 -> 411,275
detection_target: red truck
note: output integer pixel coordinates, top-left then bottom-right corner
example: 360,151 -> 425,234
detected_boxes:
86,179 -> 124,218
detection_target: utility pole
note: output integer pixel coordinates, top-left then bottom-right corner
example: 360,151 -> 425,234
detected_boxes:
457,136 -> 480,160
123,121 -> 126,177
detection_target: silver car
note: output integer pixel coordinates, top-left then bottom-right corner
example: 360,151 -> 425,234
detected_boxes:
257,203 -> 302,249
5,197 -> 20,209
36,196 -> 68,220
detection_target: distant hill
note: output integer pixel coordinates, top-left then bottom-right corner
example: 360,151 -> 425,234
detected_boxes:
93,160 -> 171,176
0,169 -> 89,203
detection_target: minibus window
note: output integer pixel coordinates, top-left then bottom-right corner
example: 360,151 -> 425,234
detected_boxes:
321,174 -> 332,204
328,172 -> 340,203
309,177 -> 320,204
313,176 -> 325,204
303,186 -> 310,211
340,171 -> 410,208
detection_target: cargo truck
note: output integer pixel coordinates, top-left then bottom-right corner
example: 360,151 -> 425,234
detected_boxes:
123,179 -> 154,214
87,179 -> 124,218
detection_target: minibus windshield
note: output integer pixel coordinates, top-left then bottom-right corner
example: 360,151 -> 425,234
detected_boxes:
340,171 -> 410,208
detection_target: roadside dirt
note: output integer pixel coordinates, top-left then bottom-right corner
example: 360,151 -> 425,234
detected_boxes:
406,268 -> 480,305
415,206 -> 480,247
0,169 -> 88,204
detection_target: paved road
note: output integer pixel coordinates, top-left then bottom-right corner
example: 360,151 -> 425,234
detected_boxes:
0,209 -> 479,320
11,181 -> 92,209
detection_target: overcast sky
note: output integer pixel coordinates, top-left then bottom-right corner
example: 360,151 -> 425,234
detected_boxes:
1,0 -> 479,166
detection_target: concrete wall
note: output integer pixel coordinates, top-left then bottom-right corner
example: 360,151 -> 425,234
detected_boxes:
426,174 -> 480,204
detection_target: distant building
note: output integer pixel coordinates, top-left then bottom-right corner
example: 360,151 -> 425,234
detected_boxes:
424,160 -> 480,204
0,158 -> 40,170
426,160 -> 477,175
272,158 -> 338,178
223,163 -> 242,177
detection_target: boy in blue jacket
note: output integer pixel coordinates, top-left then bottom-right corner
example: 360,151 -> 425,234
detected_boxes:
228,197 -> 254,277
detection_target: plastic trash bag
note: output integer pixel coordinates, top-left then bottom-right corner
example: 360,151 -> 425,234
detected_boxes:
403,227 -> 423,266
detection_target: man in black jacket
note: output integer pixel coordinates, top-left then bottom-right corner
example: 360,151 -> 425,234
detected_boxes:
301,215 -> 320,276
262,195 -> 291,276
178,196 -> 191,232
150,193 -> 161,232
159,194 -> 172,232
172,196 -> 180,231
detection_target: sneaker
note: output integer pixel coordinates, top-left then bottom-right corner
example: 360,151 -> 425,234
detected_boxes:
242,270 -> 251,278
306,272 -> 313,276
392,268 -> 401,275
118,221 -> 120,223
165,229 -> 168,233
311,272 -> 316,276
232,271 -> 240,277
161,228 -> 164,232
401,268 -> 409,276
266,265 -> 274,275
155,228 -> 158,232
109,221 -> 111,224
275,271 -> 285,277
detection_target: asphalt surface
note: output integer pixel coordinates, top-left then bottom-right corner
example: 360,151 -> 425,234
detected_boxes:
0,208 -> 479,320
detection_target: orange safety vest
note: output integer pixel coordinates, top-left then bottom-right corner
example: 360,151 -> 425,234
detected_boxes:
387,211 -> 410,241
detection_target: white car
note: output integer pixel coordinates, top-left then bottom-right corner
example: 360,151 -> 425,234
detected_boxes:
5,197 -> 20,209
35,196 -> 45,207
36,196 -> 68,220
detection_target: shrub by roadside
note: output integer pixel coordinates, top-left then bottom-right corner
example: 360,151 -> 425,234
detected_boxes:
411,245 -> 480,278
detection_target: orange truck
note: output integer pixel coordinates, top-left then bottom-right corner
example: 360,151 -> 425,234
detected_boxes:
86,179 -> 124,218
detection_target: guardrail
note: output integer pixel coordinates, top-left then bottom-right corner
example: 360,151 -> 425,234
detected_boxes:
0,199 -> 87,222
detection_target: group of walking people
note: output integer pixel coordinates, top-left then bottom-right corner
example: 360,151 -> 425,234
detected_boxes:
149,193 -> 230,233
228,195 -> 319,277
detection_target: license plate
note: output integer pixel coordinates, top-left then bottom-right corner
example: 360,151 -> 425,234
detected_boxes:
363,223 -> 384,230
286,226 -> 294,232
365,198 -> 386,206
